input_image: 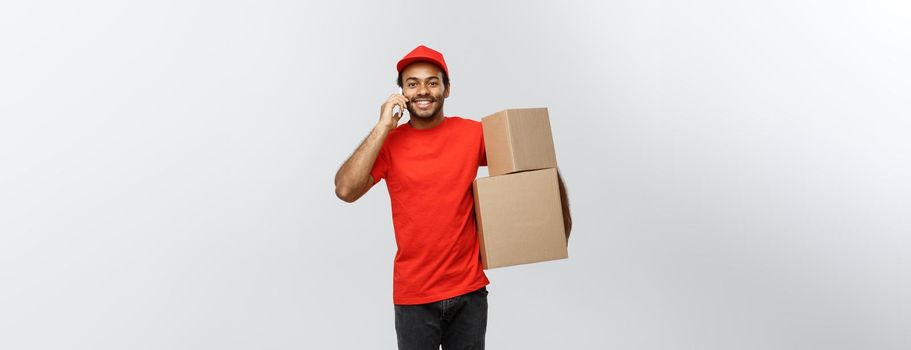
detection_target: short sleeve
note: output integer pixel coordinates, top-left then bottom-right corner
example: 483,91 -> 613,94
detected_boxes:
371,144 -> 389,184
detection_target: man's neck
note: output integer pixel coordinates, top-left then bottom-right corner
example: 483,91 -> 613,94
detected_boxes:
408,113 -> 445,130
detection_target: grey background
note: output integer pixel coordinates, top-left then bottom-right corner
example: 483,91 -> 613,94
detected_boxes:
1,0 -> 909,349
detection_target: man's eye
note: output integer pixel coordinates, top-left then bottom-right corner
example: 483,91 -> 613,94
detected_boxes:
429,82 -> 437,86
408,83 -> 416,87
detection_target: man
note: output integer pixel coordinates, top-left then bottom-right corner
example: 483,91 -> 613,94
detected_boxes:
334,45 -> 572,350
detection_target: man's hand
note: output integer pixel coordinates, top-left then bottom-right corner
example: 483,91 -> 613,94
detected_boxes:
379,93 -> 409,131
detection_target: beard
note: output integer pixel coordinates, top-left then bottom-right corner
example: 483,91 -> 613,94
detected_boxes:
407,96 -> 445,119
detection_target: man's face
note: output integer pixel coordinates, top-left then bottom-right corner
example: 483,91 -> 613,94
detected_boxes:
401,62 -> 450,119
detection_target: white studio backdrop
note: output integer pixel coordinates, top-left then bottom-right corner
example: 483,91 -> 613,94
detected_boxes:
1,0 -> 909,349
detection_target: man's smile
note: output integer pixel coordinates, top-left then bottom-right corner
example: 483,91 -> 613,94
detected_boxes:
411,98 -> 434,109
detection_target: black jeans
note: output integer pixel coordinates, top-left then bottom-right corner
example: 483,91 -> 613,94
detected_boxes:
394,286 -> 489,350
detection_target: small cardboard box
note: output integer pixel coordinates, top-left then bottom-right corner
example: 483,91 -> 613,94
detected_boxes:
472,168 -> 568,269
482,108 -> 558,177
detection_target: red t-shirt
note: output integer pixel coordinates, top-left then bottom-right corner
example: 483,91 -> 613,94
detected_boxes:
370,116 -> 490,305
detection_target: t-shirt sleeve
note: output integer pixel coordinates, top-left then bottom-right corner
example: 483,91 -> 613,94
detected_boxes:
370,143 -> 389,184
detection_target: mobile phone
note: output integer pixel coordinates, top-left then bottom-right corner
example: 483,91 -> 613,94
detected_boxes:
393,87 -> 406,117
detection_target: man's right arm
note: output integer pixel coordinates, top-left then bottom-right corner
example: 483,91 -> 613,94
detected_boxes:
334,94 -> 409,203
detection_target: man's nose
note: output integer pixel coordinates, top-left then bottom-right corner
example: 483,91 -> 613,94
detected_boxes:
416,83 -> 430,95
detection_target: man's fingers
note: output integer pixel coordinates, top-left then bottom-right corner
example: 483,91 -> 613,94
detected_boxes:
381,93 -> 409,123
385,94 -> 408,111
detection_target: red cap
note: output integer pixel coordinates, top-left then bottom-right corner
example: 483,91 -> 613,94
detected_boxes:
396,45 -> 449,77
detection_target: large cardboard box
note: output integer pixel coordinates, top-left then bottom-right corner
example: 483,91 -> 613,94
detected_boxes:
482,108 -> 558,176
472,168 -> 568,269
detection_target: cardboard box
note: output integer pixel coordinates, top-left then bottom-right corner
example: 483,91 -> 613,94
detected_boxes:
472,168 -> 568,269
482,108 -> 558,176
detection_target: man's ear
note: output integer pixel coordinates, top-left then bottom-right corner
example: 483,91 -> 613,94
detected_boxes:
443,84 -> 451,98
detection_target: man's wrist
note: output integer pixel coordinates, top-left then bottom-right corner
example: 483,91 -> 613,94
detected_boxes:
375,121 -> 395,134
